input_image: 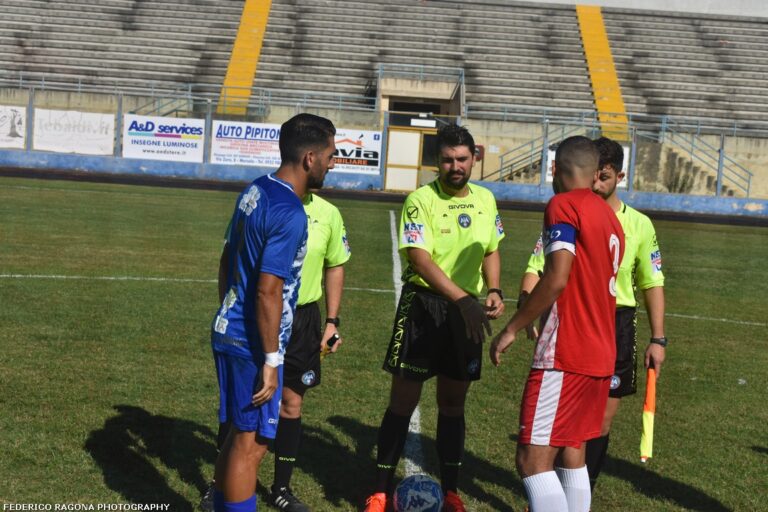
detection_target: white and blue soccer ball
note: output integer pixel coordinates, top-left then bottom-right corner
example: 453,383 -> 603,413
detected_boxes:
393,474 -> 444,512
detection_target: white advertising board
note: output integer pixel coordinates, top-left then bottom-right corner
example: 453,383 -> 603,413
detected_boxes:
33,108 -> 114,155
123,114 -> 205,163
211,121 -> 281,167
0,106 -> 26,149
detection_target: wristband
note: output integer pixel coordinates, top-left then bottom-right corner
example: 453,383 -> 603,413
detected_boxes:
264,351 -> 283,368
517,291 -> 530,310
487,288 -> 504,300
326,317 -> 340,327
649,336 -> 668,347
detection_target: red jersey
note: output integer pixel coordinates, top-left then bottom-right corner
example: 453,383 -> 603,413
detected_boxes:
533,189 -> 624,377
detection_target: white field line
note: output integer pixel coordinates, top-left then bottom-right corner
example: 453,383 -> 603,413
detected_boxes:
389,210 -> 425,477
1,274 -> 764,328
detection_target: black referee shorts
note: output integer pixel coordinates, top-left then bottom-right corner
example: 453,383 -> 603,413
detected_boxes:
382,284 -> 482,382
284,301 -> 322,393
610,306 -> 638,398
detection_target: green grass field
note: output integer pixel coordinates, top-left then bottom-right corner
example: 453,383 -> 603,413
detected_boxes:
1,176 -> 766,511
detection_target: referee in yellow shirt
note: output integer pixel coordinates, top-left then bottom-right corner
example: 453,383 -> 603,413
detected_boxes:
269,191 -> 351,512
364,124 -> 506,512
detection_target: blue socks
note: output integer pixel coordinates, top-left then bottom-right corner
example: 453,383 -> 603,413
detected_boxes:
214,494 -> 256,512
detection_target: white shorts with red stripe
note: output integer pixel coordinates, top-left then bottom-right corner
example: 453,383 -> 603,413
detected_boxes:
518,369 -> 610,448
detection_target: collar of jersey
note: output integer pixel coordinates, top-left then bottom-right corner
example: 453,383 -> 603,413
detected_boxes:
267,173 -> 295,192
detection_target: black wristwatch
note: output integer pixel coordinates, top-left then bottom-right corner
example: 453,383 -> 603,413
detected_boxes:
649,336 -> 668,347
487,288 -> 504,300
325,317 -> 340,327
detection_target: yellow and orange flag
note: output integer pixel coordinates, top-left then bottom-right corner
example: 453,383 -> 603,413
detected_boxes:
640,367 -> 656,462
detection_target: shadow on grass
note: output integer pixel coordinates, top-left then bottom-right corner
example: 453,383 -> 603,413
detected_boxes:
287,415 -> 521,511
601,455 -> 730,511
85,405 -> 217,511
752,445 -> 768,456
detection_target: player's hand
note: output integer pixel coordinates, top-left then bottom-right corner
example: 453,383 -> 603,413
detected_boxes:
251,364 -> 279,406
484,292 -> 505,319
490,327 -> 516,367
456,295 -> 492,344
320,326 -> 342,356
645,342 -> 665,379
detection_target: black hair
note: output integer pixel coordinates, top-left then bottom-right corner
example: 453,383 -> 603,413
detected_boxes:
279,113 -> 336,164
436,123 -> 476,158
554,136 -> 599,176
593,137 -> 624,172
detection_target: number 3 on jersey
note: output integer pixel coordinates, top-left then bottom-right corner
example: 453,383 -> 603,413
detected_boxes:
609,233 -> 621,297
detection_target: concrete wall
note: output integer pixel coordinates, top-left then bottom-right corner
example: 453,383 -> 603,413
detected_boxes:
2,147 -> 766,219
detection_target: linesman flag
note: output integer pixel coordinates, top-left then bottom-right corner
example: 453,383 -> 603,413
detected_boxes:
640,367 -> 657,463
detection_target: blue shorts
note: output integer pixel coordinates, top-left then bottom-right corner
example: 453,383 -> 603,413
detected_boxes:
214,351 -> 283,439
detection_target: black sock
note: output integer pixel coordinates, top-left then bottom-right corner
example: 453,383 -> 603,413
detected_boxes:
273,416 -> 302,491
374,409 -> 412,493
585,434 -> 610,491
437,413 -> 465,493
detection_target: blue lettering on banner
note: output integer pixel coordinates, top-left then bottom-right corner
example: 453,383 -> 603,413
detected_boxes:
215,124 -> 281,141
157,123 -> 203,136
128,120 -> 155,132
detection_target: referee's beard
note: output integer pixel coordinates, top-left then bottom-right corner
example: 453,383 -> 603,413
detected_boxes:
440,171 -> 470,191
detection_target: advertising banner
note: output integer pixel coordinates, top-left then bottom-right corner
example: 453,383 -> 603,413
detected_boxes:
333,129 -> 382,175
211,121 -> 281,167
33,108 -> 114,155
0,106 -> 26,149
123,114 -> 205,163
211,122 -> 383,174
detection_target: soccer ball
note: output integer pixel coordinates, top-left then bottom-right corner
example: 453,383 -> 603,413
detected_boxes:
393,474 -> 444,512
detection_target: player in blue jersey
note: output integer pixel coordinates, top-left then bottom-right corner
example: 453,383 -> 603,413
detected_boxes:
210,113 -> 336,512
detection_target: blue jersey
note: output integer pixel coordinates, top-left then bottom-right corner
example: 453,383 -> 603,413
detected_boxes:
211,174 -> 308,361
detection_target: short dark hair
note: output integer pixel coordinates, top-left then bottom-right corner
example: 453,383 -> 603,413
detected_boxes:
436,123 -> 476,159
593,137 -> 624,172
554,136 -> 599,177
279,113 -> 336,164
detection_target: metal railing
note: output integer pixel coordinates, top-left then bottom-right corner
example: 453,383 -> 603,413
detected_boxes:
483,121 -> 599,182
656,120 -> 753,196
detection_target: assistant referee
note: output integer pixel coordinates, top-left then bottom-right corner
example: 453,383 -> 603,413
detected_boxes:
268,191 -> 350,512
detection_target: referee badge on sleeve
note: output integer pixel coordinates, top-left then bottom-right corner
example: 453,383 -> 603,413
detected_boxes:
403,223 -> 425,244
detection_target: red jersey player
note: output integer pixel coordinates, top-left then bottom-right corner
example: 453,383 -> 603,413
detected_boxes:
490,136 -> 624,512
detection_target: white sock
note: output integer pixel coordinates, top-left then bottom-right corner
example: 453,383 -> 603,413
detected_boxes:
522,471 -> 568,512
556,466 -> 591,512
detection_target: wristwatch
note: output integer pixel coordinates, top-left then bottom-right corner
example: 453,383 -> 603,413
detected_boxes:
325,317 -> 340,327
487,288 -> 504,300
649,336 -> 668,347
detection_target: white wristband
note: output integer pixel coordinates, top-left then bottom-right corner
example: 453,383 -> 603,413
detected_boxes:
264,351 -> 282,368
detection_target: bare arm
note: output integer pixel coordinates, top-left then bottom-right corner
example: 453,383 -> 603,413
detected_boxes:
490,250 -> 573,366
482,250 -> 505,319
518,271 -> 541,340
321,264 -> 345,354
252,272 -> 284,405
642,285 -> 666,378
